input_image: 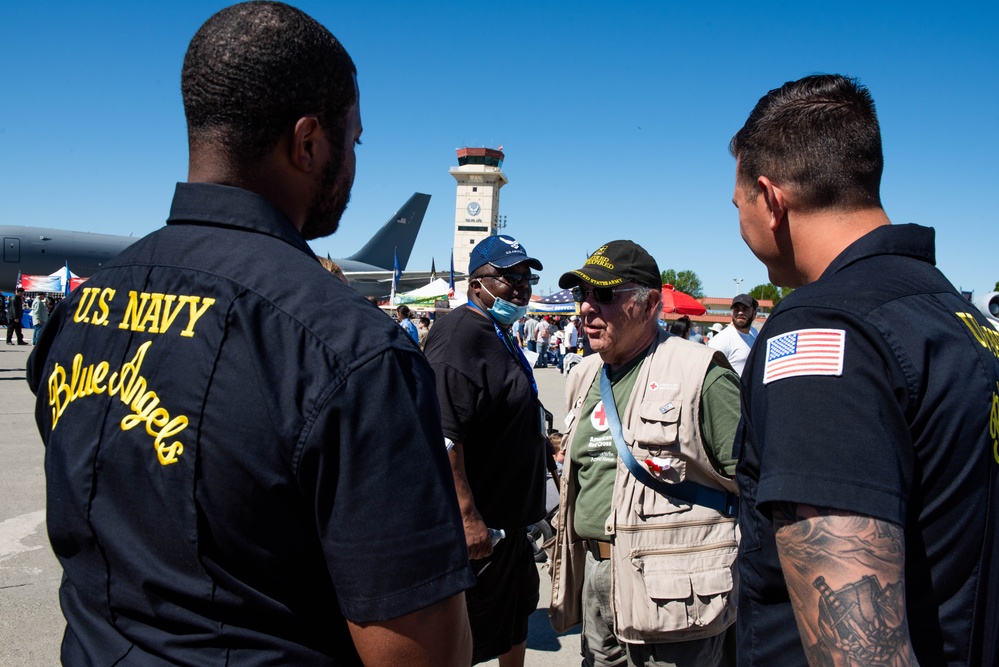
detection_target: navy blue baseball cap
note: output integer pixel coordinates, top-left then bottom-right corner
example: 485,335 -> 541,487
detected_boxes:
468,235 -> 543,275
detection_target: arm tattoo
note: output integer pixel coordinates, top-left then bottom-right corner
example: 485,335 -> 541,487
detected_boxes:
773,502 -> 918,667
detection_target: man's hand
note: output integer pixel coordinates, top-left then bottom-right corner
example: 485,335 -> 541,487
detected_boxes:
447,440 -> 493,561
773,503 -> 919,667
462,508 -> 493,561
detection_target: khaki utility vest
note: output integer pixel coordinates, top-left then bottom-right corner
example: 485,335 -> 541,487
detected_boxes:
548,330 -> 738,643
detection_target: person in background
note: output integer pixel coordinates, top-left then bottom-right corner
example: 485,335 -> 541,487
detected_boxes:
396,304 -> 419,344
318,256 -> 350,285
417,315 -> 431,351
536,315 -> 551,368
669,315 -> 692,339
731,72 -> 999,666
512,315 -> 526,348
31,294 -> 51,345
564,315 -> 579,353
708,294 -> 758,376
549,316 -> 565,370
6,287 -> 26,345
524,313 -> 538,353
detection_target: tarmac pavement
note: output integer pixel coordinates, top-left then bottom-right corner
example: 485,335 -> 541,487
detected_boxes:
0,341 -> 580,666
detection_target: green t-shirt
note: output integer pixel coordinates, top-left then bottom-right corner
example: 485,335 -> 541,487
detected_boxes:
571,359 -> 740,541
571,355 -> 645,540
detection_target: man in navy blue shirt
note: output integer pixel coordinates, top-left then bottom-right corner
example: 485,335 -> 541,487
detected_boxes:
730,74 -> 999,666
28,3 -> 473,665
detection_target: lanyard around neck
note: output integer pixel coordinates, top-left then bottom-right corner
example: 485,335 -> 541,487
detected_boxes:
466,302 -> 538,398
598,363 -> 738,516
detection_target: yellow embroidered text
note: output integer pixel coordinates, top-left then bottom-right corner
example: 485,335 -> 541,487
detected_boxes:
73,287 -> 116,326
991,381 -> 999,465
48,341 -> 188,466
113,291 -> 216,337
958,311 -> 999,360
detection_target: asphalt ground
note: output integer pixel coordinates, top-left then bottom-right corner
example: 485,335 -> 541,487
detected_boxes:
0,340 -> 580,666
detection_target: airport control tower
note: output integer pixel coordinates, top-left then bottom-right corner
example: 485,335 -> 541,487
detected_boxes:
451,147 -> 507,279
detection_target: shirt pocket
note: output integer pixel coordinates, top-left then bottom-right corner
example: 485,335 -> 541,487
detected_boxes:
616,542 -> 737,639
632,390 -> 683,452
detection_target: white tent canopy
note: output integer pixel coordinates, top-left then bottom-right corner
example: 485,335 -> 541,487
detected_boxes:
395,278 -> 450,306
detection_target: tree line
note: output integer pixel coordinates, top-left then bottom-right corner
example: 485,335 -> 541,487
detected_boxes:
659,268 -> 791,305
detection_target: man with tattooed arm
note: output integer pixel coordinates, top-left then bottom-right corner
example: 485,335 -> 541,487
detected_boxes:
730,74 -> 999,666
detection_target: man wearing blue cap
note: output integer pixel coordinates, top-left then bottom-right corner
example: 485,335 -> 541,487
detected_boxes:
425,235 -> 551,667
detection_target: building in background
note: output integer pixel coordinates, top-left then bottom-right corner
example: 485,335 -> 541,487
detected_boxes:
450,148 -> 507,290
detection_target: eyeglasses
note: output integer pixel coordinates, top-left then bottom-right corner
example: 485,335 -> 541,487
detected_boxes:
571,286 -> 642,304
482,272 -> 540,286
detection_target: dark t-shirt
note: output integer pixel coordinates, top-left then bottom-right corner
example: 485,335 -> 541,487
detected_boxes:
424,306 -> 548,529
736,224 -> 999,666
27,183 -> 474,666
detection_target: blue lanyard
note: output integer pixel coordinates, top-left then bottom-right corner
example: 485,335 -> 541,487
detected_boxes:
466,303 -> 538,398
599,364 -> 738,516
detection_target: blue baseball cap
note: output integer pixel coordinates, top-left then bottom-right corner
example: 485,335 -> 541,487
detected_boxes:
468,235 -> 543,275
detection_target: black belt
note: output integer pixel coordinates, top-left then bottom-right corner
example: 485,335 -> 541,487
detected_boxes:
584,539 -> 612,560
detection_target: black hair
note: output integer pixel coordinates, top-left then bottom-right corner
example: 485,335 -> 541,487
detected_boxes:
669,316 -> 691,339
182,1 -> 356,162
730,74 -> 883,211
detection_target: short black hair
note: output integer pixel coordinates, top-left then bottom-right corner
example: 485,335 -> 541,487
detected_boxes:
396,305 -> 410,318
669,316 -> 691,339
730,74 -> 883,211
182,1 -> 356,162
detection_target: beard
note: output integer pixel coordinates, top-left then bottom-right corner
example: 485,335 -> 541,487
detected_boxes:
300,150 -> 353,241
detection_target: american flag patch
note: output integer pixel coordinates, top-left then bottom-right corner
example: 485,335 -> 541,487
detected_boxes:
763,329 -> 846,384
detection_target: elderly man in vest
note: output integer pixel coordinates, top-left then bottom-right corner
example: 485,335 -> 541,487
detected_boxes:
548,240 -> 741,667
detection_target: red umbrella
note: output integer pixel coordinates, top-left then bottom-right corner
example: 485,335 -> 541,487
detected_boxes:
660,284 -> 706,315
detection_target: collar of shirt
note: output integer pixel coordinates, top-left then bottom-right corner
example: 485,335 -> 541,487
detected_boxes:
167,182 -> 317,260
820,223 -> 934,280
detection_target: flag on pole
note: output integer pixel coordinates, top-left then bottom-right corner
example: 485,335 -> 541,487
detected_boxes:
430,258 -> 437,280
15,272 -> 23,291
390,247 -> 401,305
448,250 -> 455,299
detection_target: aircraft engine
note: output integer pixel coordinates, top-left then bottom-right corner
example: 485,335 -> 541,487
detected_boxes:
974,291 -> 999,330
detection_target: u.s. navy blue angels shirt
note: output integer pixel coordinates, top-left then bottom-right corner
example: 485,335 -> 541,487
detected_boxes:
28,183 -> 474,666
736,224 -> 999,667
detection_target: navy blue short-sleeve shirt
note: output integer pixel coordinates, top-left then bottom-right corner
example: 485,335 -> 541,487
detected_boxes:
28,183 -> 474,666
736,224 -> 999,666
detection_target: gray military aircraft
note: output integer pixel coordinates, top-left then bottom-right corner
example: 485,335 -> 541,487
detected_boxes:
1,193 -> 447,298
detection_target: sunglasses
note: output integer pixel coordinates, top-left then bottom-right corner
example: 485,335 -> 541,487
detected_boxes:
571,286 -> 642,304
482,272 -> 540,286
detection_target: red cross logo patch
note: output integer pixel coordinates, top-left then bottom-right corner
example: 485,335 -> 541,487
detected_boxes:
590,400 -> 610,431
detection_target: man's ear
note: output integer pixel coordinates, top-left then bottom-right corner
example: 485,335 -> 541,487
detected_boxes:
290,115 -> 324,173
647,290 -> 662,319
757,176 -> 788,231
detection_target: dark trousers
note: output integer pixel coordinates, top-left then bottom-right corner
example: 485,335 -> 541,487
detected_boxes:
7,320 -> 24,344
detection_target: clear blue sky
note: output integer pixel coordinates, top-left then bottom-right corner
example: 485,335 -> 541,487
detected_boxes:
2,1 -> 996,298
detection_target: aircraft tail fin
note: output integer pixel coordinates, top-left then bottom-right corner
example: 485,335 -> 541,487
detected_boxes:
346,193 -> 431,271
